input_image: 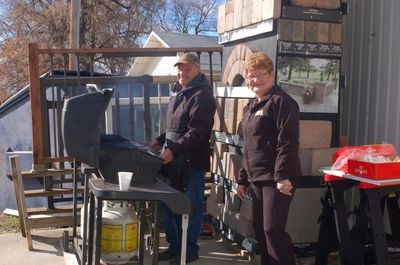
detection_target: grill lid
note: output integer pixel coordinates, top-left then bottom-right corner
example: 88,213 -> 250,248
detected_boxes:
62,88 -> 113,167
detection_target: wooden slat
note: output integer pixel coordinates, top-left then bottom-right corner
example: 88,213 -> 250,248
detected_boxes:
10,156 -> 33,250
21,168 -> 74,178
52,178 -> 84,184
43,156 -> 74,163
28,214 -> 81,229
24,187 -> 84,197
37,46 -> 223,56
27,204 -> 83,215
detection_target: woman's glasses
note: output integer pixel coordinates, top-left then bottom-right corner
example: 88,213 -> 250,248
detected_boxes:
246,72 -> 270,81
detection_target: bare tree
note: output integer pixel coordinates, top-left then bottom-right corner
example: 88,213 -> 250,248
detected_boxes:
0,0 -> 220,103
0,0 -> 163,103
154,0 -> 219,35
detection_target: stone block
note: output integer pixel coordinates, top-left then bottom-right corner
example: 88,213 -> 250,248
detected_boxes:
310,147 -> 340,176
299,120 -> 332,148
213,97 -> 225,132
239,196 -> 253,221
251,0 -> 263,24
291,20 -> 305,42
242,1 -> 252,27
225,190 -> 241,212
233,0 -> 243,29
210,183 -> 225,203
228,153 -> 243,182
206,197 -> 225,220
262,0 -> 281,20
316,0 -> 341,9
299,148 -> 312,176
212,141 -> 229,175
225,11 -> 234,32
237,214 -> 254,237
317,22 -> 330,43
330,23 -> 342,44
278,19 -> 292,41
217,4 -> 226,34
304,21 -> 318,43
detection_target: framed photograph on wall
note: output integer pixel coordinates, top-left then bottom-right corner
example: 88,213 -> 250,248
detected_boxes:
277,56 -> 340,113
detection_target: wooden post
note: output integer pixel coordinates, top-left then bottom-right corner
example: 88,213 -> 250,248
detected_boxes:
28,43 -> 45,166
69,0 -> 81,70
142,75 -> 152,143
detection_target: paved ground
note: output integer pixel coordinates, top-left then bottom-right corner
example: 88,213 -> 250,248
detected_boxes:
0,229 -> 66,265
0,228 -> 339,265
0,228 -> 253,265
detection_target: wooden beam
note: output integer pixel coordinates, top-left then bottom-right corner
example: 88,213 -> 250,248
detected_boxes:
69,0 -> 81,70
28,43 -> 45,165
37,47 -> 223,56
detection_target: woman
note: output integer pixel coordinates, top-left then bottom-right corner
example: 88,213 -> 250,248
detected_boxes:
236,51 -> 301,265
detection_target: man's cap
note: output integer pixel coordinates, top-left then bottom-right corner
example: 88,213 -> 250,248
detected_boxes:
174,53 -> 200,67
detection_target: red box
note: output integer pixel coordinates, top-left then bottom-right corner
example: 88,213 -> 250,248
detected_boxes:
348,158 -> 400,180
331,144 -> 396,173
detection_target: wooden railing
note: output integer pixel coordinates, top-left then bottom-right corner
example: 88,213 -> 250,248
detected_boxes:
28,43 -> 222,167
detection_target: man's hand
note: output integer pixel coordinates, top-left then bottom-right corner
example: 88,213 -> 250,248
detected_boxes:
148,140 -> 162,155
160,148 -> 174,164
236,185 -> 249,200
276,179 -> 293,196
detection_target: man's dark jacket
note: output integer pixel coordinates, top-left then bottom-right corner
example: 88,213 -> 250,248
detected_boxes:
237,85 -> 301,186
155,73 -> 216,169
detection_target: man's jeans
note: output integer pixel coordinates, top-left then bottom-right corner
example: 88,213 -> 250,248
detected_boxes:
160,168 -> 205,257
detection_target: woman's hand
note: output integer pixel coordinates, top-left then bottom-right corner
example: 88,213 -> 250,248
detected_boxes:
236,185 -> 249,200
276,179 -> 293,196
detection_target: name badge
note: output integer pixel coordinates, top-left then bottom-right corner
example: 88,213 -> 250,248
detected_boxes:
255,110 -> 264,116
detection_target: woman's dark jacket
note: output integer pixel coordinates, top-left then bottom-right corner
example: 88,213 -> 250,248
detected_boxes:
237,85 -> 301,186
155,73 -> 216,170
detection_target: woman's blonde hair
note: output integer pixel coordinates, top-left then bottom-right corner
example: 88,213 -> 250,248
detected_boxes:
244,51 -> 274,75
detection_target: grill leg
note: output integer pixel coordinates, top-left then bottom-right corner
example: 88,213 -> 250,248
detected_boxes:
180,214 -> 189,265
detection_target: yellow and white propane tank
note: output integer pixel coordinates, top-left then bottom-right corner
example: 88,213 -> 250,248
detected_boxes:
100,201 -> 139,264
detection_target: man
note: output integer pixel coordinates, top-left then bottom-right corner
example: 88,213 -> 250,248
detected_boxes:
151,53 -> 216,264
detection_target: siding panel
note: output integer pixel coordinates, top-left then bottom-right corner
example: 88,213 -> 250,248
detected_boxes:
341,0 -> 400,151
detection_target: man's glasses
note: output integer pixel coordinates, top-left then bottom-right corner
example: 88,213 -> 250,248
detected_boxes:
246,72 -> 270,80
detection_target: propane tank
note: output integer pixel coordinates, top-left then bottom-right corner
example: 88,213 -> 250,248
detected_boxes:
100,201 -> 139,264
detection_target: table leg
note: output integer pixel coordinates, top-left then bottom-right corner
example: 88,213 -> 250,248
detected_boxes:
180,214 -> 189,265
88,192 -> 95,265
72,160 -> 78,238
314,187 -> 338,265
139,202 -> 145,265
94,197 -> 103,265
152,203 -> 160,265
386,193 -> 400,239
81,173 -> 90,265
366,190 -> 392,265
331,181 -> 364,265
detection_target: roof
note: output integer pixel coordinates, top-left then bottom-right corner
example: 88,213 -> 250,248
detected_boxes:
0,71 -> 113,118
153,31 -> 220,48
0,84 -> 30,118
128,31 -> 222,76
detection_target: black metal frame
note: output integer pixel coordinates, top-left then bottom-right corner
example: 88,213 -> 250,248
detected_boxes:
315,178 -> 400,265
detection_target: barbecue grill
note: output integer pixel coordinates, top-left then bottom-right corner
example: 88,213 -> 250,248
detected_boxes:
61,88 -> 192,265
61,88 -> 164,183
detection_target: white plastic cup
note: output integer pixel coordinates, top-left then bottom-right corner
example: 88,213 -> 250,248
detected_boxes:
118,172 -> 133,191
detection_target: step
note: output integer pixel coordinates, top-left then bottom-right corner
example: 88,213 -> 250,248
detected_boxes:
27,204 -> 83,215
24,187 -> 85,197
21,168 -> 75,179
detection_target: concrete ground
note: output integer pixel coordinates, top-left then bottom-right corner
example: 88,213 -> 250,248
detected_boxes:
0,228 -> 337,265
0,228 -> 253,265
0,229 -> 66,265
